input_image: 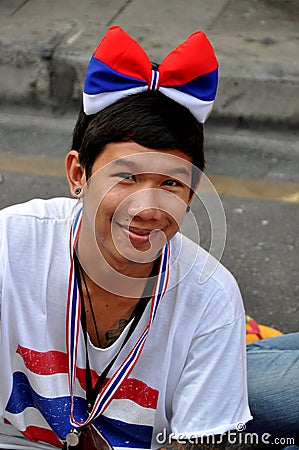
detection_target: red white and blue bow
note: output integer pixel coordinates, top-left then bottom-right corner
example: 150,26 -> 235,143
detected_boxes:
83,26 -> 218,123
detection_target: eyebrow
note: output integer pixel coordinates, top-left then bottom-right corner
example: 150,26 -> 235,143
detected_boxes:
110,159 -> 138,170
110,158 -> 191,179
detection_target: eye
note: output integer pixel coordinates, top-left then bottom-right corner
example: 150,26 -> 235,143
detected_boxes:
162,179 -> 183,187
114,172 -> 136,182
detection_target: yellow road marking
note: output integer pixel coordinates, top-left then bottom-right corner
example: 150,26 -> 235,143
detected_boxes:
0,151 -> 66,178
208,175 -> 299,204
1,150 -> 299,204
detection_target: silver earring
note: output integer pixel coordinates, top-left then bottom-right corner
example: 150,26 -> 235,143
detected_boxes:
186,205 -> 191,213
74,187 -> 81,196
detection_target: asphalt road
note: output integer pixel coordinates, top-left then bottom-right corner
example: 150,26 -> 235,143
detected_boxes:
0,105 -> 298,333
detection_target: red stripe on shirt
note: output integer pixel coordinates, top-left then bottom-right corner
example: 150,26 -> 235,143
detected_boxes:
17,346 -> 158,408
4,418 -> 63,448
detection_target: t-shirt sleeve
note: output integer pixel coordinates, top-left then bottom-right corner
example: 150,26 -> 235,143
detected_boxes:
170,296 -> 252,437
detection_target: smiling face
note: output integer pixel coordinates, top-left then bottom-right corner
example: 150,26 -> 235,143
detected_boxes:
79,141 -> 193,273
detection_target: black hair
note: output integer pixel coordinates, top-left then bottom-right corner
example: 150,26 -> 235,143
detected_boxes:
71,90 -> 204,188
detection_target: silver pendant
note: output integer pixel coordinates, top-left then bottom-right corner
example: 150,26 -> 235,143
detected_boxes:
65,428 -> 80,447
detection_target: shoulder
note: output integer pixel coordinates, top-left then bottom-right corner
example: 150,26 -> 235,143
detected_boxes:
170,232 -> 240,293
0,197 -> 79,248
0,197 -> 78,283
0,197 -> 78,222
168,233 -> 244,330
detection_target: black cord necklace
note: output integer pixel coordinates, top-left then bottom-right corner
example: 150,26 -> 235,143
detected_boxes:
73,252 -> 160,409
77,262 -> 101,347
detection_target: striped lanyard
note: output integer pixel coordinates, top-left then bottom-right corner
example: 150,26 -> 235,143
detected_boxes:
66,208 -> 170,427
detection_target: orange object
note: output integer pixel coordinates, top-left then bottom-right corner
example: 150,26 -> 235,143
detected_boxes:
246,314 -> 283,344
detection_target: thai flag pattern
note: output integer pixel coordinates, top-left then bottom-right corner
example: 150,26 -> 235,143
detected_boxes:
2,203 -> 168,449
4,345 -> 159,449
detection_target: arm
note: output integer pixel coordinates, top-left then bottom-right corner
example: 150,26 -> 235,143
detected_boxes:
157,435 -> 227,450
168,315 -> 250,439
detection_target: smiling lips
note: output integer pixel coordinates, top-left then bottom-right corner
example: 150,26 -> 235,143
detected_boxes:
118,223 -> 161,244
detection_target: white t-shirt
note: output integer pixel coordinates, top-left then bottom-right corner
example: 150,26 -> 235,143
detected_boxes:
0,198 -> 252,450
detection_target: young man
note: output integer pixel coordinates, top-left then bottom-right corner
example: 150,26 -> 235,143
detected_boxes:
0,27 -> 251,449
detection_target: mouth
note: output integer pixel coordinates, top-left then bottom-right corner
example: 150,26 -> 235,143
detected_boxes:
116,223 -> 161,245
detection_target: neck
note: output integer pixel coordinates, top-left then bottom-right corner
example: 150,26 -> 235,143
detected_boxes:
77,219 -> 158,299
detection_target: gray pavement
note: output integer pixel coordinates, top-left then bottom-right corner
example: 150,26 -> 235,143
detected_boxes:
0,0 -> 299,125
0,4 -> 299,446
0,0 -> 298,332
0,106 -> 298,334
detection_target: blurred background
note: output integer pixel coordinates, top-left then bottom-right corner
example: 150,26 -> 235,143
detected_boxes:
0,0 -> 298,333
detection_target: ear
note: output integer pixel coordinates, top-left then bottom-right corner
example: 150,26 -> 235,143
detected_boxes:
65,150 -> 86,197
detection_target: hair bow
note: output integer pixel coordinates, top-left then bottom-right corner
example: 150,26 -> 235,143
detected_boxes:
83,26 -> 218,123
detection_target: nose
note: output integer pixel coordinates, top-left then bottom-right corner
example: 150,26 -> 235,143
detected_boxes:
127,189 -> 163,221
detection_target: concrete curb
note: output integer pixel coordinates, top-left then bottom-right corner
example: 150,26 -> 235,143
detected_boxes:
0,0 -> 298,126
1,44 -> 298,127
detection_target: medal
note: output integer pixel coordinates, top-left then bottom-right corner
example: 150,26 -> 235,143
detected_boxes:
65,424 -> 114,450
65,429 -> 80,447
